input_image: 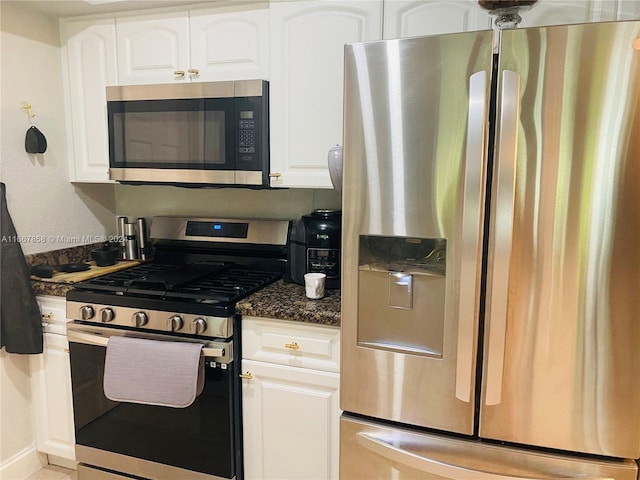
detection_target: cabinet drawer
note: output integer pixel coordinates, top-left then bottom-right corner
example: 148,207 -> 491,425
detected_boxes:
242,317 -> 340,373
37,295 -> 70,335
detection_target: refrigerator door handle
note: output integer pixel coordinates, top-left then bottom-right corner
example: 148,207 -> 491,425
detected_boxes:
356,432 -> 613,480
485,70 -> 521,406
456,70 -> 489,403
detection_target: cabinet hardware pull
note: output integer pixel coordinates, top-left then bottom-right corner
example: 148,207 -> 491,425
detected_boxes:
269,173 -> 282,178
239,372 -> 253,380
285,342 -> 300,350
187,68 -> 199,75
64,349 -> 70,354
174,70 -> 186,77
42,313 -> 53,320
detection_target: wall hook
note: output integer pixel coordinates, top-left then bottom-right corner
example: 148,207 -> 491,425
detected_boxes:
20,102 -> 47,154
21,102 -> 35,124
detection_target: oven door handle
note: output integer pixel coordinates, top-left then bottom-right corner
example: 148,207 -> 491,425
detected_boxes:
67,329 -> 226,357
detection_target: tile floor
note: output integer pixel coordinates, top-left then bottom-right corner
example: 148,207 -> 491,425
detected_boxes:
24,465 -> 76,480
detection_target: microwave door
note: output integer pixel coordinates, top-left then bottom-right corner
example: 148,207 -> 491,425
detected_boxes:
108,97 -> 237,184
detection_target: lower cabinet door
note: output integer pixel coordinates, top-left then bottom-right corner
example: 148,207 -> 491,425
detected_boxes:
241,359 -> 340,480
30,332 -> 76,460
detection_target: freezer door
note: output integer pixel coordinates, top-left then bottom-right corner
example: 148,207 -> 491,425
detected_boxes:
481,21 -> 640,458
341,30 -> 493,433
340,415 -> 639,480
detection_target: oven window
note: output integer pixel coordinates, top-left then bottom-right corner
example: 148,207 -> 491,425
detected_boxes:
108,98 -> 235,169
69,342 -> 235,478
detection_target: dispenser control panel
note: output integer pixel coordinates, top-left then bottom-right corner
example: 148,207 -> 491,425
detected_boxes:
307,248 -> 340,278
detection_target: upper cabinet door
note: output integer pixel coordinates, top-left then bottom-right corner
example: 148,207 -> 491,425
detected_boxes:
189,5 -> 269,82
515,0 -> 639,27
116,12 -> 190,85
64,18 -> 117,182
269,1 -> 382,188
383,0 -> 491,39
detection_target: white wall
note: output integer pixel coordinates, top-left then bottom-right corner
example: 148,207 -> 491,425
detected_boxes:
0,1 -> 116,256
0,3 -> 113,477
114,184 -> 341,220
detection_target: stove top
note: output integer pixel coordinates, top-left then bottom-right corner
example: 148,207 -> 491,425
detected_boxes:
73,262 -> 281,304
66,216 -> 290,338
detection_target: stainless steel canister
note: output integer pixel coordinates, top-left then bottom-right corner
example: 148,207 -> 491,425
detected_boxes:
124,222 -> 138,260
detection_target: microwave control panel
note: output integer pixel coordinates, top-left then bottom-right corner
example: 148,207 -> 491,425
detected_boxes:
307,248 -> 340,278
238,110 -> 257,163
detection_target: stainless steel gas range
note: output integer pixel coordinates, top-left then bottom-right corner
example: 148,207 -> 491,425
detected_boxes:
65,216 -> 290,480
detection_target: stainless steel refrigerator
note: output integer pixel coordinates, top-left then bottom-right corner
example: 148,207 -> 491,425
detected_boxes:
340,20 -> 640,479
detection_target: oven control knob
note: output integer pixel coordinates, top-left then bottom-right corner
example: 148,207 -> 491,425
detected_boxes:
100,308 -> 115,323
192,318 -> 207,335
132,311 -> 148,327
168,315 -> 184,332
80,306 -> 95,320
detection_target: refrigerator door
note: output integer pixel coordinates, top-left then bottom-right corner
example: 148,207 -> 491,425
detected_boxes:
341,30 -> 493,433
481,21 -> 640,458
341,414 -> 639,480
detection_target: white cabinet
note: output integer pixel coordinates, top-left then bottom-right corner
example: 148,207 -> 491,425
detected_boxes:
29,296 -> 76,464
116,6 -> 269,85
241,317 -> 340,480
116,11 -> 190,85
383,0 -> 491,39
519,0 -> 640,27
189,5 -> 269,82
382,0 -> 640,41
268,1 -> 382,188
62,18 -> 117,183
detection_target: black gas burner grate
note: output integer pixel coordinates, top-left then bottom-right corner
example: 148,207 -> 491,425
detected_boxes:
166,269 -> 282,303
73,263 -> 281,305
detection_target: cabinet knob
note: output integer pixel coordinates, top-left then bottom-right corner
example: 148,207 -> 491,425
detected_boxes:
187,68 -> 199,76
174,70 -> 186,77
284,342 -> 300,350
269,173 -> 282,178
239,372 -> 253,380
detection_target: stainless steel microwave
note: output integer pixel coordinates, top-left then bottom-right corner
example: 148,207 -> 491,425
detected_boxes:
106,80 -> 269,187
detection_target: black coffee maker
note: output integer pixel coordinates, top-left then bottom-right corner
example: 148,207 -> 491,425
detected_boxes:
287,210 -> 341,289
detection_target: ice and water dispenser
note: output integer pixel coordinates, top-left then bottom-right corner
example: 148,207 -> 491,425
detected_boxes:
357,235 -> 446,358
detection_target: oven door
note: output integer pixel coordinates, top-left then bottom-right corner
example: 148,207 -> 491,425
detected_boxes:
67,323 -> 237,480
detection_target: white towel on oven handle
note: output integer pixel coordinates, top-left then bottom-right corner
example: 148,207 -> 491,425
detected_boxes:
103,336 -> 205,408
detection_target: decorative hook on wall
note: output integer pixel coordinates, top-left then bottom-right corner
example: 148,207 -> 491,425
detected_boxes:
21,102 -> 36,124
20,102 -> 47,154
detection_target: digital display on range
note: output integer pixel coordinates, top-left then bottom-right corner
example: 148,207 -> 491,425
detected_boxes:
186,221 -> 249,238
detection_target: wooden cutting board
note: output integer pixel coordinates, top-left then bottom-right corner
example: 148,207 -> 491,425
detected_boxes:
31,261 -> 140,284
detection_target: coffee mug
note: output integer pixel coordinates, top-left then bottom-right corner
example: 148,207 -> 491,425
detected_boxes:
304,273 -> 326,299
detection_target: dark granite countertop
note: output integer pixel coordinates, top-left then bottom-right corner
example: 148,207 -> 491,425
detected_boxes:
29,245 -> 342,327
31,280 -> 76,297
236,280 -> 341,327
28,243 -> 101,297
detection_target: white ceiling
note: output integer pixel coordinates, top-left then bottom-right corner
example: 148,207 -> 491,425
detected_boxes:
2,0 -> 219,18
